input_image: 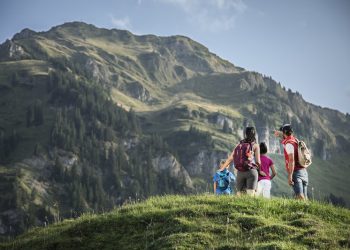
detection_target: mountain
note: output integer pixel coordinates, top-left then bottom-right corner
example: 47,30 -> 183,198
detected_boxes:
1,195 -> 350,249
0,21 -> 349,237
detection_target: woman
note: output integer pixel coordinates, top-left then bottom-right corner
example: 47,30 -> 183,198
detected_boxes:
219,127 -> 262,196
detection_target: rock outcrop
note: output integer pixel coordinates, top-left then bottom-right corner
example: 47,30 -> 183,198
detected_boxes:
185,150 -> 229,177
123,81 -> 153,102
152,153 -> 193,190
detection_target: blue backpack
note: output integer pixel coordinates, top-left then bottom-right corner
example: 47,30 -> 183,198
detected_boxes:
217,171 -> 231,190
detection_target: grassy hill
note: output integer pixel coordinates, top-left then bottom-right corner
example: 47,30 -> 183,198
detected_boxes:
1,195 -> 350,250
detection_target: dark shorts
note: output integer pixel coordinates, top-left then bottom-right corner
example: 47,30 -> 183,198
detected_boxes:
292,169 -> 308,198
236,169 -> 258,191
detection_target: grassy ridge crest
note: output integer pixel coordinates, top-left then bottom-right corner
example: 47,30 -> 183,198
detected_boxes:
1,195 -> 350,249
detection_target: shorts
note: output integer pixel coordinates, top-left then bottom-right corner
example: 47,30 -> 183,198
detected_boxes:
216,188 -> 232,195
236,169 -> 258,192
256,179 -> 272,198
292,169 -> 308,198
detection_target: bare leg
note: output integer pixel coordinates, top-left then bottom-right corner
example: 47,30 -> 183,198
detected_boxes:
295,194 -> 305,200
246,189 -> 255,197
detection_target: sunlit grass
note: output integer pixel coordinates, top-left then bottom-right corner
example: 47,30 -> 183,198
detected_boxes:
1,194 -> 349,249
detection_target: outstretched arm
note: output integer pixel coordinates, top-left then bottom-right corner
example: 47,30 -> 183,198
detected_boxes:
219,150 -> 235,171
219,155 -> 233,171
274,130 -> 283,138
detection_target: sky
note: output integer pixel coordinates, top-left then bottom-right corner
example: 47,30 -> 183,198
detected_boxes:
0,0 -> 349,114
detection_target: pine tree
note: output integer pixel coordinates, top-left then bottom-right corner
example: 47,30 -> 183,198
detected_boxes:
33,100 -> 44,126
0,131 -> 5,161
128,108 -> 140,133
145,148 -> 157,195
26,105 -> 33,127
8,129 -> 19,153
53,157 -> 65,182
33,143 -> 43,156
104,127 -> 114,141
11,72 -> 19,86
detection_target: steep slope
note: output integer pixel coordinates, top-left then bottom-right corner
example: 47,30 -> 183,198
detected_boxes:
1,195 -> 350,250
0,21 -> 350,237
0,43 -> 194,237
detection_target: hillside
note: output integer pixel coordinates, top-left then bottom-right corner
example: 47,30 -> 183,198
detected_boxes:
0,21 -> 350,237
1,195 -> 350,249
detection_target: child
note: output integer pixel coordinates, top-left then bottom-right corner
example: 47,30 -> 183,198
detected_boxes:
256,142 -> 277,198
213,159 -> 236,195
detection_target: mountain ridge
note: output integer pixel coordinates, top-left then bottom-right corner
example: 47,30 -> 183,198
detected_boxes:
8,22 -> 348,115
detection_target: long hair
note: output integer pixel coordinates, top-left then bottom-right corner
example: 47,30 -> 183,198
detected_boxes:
244,127 -> 256,143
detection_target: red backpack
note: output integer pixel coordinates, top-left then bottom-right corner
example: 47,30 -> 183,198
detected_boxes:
233,140 -> 256,172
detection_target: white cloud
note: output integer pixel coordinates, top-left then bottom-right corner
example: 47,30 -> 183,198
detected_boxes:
110,15 -> 132,30
189,9 -> 237,32
211,0 -> 246,12
156,0 -> 197,12
155,0 -> 246,32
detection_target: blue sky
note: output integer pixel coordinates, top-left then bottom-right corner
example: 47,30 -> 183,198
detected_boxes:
1,0 -> 349,113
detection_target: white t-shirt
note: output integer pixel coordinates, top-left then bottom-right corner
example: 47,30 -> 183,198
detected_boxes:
285,143 -> 294,154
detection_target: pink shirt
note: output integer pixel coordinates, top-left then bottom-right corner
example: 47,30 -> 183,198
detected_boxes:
258,155 -> 274,181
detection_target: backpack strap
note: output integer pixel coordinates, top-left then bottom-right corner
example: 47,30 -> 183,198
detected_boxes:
242,140 -> 254,150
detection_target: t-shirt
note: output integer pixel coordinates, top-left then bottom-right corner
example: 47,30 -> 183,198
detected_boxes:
285,143 -> 294,154
213,169 -> 236,194
258,155 -> 274,181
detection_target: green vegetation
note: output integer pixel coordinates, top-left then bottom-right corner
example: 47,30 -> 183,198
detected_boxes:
0,67 -> 189,236
1,195 -> 350,249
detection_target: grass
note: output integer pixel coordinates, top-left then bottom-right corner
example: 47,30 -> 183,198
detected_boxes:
0,60 -> 48,82
1,194 -> 350,250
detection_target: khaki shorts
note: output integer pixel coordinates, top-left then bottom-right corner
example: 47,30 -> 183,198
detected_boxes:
236,169 -> 258,191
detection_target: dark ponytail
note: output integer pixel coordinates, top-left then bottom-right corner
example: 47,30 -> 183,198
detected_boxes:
244,127 -> 256,143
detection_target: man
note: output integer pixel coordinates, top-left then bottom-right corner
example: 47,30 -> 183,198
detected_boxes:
274,124 -> 308,200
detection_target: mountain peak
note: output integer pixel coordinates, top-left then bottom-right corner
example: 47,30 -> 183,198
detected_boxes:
12,28 -> 36,40
52,21 -> 97,30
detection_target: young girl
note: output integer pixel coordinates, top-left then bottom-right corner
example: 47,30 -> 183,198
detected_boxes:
256,142 -> 277,198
